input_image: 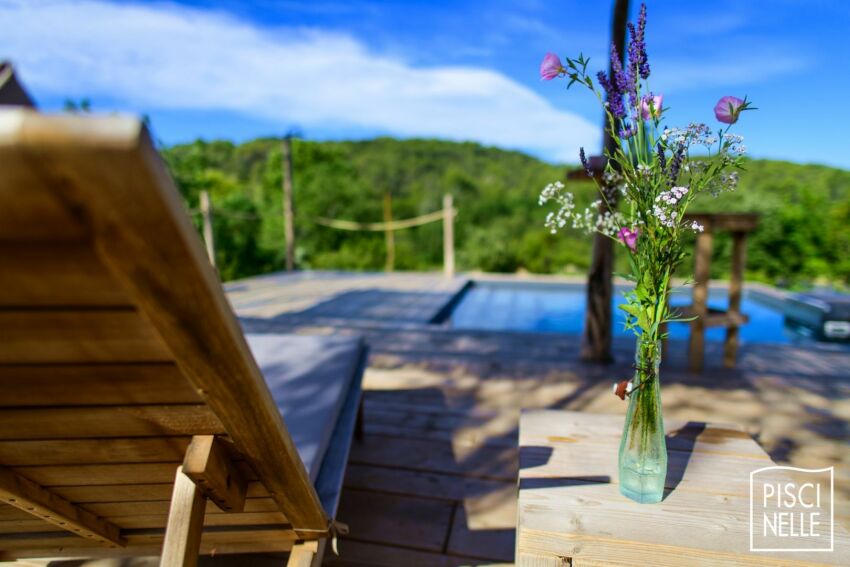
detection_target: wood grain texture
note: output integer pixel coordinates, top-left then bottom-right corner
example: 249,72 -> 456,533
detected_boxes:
517,410 -> 850,566
0,242 -> 131,307
0,437 -> 192,466
0,527 -> 297,560
0,110 -> 326,531
0,405 -> 223,440
0,363 -> 199,407
161,467 -> 207,567
286,540 -> 322,567
0,310 -> 172,364
51,481 -> 269,503
182,436 -> 248,514
12,462 -> 260,489
0,466 -> 124,547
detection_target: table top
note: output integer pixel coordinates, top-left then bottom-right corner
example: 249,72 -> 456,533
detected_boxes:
517,410 -> 850,566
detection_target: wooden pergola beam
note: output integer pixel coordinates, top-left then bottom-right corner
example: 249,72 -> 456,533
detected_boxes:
0,466 -> 125,547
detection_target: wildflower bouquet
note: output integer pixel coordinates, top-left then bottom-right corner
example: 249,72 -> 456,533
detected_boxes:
538,4 -> 753,503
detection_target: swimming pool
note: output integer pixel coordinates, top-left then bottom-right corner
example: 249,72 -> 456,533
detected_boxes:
446,281 -> 806,344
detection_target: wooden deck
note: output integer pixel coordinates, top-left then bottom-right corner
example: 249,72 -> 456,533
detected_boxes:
228,271 -> 850,566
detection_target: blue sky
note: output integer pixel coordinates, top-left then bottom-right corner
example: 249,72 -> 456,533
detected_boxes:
2,0 -> 849,168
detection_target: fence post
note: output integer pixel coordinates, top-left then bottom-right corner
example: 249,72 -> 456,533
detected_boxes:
282,136 -> 296,271
199,190 -> 216,268
383,192 -> 395,272
443,193 -> 455,278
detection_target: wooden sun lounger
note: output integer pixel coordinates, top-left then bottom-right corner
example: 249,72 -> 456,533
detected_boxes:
0,109 -> 366,565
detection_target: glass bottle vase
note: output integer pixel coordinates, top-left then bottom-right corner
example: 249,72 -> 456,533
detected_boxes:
618,337 -> 667,503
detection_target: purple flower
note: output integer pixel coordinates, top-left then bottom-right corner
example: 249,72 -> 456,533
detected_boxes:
640,93 -> 663,120
714,95 -> 745,124
628,4 -> 650,80
610,44 -> 629,93
597,71 -> 625,118
617,227 -> 639,252
656,143 -> 666,169
540,52 -> 565,81
668,142 -> 685,186
579,147 -> 593,177
619,124 -> 636,139
611,42 -> 637,110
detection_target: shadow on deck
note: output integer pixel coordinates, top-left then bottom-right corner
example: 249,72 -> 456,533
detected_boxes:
232,280 -> 850,565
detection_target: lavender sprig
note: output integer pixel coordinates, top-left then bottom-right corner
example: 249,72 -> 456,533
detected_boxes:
597,70 -> 626,119
628,4 -> 650,80
656,143 -> 666,170
579,147 -> 593,177
668,143 -> 685,186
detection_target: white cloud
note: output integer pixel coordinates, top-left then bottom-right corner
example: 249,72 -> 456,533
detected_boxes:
653,51 -> 808,92
0,0 -> 599,162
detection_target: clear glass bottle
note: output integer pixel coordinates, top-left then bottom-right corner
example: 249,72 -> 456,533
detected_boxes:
618,337 -> 667,503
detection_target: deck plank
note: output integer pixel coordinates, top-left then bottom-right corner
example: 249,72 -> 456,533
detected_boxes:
335,488 -> 454,553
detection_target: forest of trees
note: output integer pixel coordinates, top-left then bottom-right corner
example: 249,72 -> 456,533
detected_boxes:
161,136 -> 850,288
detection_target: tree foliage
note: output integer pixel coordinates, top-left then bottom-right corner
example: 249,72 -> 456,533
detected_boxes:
161,137 -> 850,287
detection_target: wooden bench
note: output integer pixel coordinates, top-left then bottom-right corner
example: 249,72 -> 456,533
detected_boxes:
517,410 -> 849,566
0,109 -> 366,565
681,213 -> 759,371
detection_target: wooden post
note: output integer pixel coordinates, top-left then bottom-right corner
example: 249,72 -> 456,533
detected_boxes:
182,435 -> 247,513
287,540 -> 324,567
581,0 -> 630,363
689,224 -> 714,372
383,192 -> 395,272
161,466 -> 207,567
282,136 -> 296,271
724,231 -> 747,367
443,193 -> 455,278
199,190 -> 215,268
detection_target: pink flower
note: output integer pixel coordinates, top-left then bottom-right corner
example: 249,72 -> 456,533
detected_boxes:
714,96 -> 745,124
640,93 -> 663,120
617,227 -> 639,251
539,52 -> 565,81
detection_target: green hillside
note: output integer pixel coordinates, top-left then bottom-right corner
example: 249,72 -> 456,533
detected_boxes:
161,137 -> 850,287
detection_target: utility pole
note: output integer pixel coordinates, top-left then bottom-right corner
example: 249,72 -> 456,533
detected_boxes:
199,190 -> 216,268
282,134 -> 296,271
581,0 -> 630,363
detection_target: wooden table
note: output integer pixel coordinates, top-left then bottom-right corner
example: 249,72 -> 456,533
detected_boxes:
517,410 -> 850,566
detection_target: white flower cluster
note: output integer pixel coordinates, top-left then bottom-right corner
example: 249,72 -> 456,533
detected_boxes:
540,180 -> 625,236
602,170 -> 627,197
707,171 -> 740,197
577,207 -> 627,237
540,181 -> 575,233
539,180 -> 565,205
651,186 -> 688,228
722,133 -> 746,155
690,221 -> 705,232
661,123 -> 716,148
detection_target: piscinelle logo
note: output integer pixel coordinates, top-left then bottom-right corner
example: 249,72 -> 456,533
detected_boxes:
749,465 -> 834,553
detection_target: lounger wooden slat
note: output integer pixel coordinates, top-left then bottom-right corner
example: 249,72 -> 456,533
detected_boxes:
0,109 -> 364,564
0,512 -> 287,534
0,243 -> 133,307
0,310 -> 173,364
50,482 -> 270,504
0,364 -> 199,408
13,462 -> 260,488
0,406 -> 223,440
